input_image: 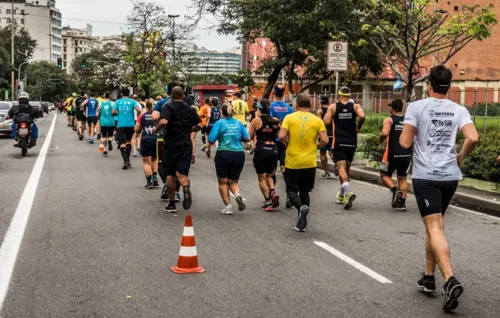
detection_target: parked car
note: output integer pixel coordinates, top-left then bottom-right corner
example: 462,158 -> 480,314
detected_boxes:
49,103 -> 56,111
41,102 -> 50,114
0,101 -> 13,123
0,118 -> 13,136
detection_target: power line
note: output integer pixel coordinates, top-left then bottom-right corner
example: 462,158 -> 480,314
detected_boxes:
25,13 -> 127,25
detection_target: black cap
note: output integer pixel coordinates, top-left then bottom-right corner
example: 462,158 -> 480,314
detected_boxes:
388,99 -> 404,112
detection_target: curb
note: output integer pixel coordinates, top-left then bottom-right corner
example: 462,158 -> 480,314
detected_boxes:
319,160 -> 500,217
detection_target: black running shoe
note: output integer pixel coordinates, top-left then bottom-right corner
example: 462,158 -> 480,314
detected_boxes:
295,205 -> 309,232
161,185 -> 168,200
236,195 -> 246,211
126,161 -> 132,168
103,151 -> 108,156
122,163 -> 128,170
392,190 -> 402,208
164,203 -> 177,213
108,140 -> 113,151
397,201 -> 407,211
182,186 -> 192,210
153,179 -> 160,187
79,134 -> 84,141
145,182 -> 154,189
271,192 -> 280,208
286,196 -> 293,209
442,277 -> 464,312
417,273 -> 437,293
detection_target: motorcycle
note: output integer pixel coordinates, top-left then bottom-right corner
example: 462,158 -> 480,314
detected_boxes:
16,114 -> 34,156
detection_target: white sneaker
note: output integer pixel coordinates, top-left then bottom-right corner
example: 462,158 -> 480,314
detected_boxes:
221,207 -> 234,215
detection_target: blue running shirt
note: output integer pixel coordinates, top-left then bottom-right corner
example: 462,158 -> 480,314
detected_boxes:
99,101 -> 114,127
270,101 -> 293,141
87,98 -> 99,117
208,117 -> 249,152
113,98 -> 138,128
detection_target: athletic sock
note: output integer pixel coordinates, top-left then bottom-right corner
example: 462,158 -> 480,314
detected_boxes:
234,192 -> 241,197
125,144 -> 132,159
120,148 -> 127,161
342,182 -> 351,194
400,198 -> 406,204
152,172 -> 158,181
391,186 -> 397,193
146,175 -> 152,183
225,204 -> 232,210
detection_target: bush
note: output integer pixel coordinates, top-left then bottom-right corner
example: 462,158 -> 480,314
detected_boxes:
466,103 -> 500,117
460,130 -> 500,182
358,134 -> 385,162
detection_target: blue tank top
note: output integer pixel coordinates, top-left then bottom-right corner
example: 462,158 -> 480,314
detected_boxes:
87,98 -> 99,117
209,107 -> 221,126
99,101 -> 114,127
140,112 -> 157,140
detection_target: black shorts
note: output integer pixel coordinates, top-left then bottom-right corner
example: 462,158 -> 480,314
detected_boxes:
285,168 -> 316,194
163,148 -> 192,176
412,179 -> 459,217
141,138 -> 157,158
87,116 -> 98,125
253,144 -> 278,175
334,148 -> 356,163
380,158 -> 412,177
66,111 -> 71,116
76,113 -> 86,122
71,111 -> 76,116
215,150 -> 245,180
101,126 -> 114,138
320,137 -> 334,152
116,127 -> 135,145
277,141 -> 286,167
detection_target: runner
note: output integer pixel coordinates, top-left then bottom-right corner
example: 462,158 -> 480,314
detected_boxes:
279,94 -> 328,232
379,99 -> 413,211
82,93 -> 99,144
400,65 -> 478,312
269,85 -> 294,206
248,99 -> 280,211
156,86 -> 203,213
135,100 -> 159,189
112,88 -> 142,169
198,98 -> 211,152
323,87 -> 365,210
131,94 -> 141,157
208,102 -> 250,215
231,92 -> 249,127
74,92 -> 87,140
205,97 -> 221,159
316,96 -> 335,179
65,94 -> 74,127
97,93 -> 115,156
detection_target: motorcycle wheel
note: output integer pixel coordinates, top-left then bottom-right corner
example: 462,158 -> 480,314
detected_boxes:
21,146 -> 28,156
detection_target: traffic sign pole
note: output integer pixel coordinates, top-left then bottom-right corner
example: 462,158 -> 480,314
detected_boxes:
327,41 -> 349,103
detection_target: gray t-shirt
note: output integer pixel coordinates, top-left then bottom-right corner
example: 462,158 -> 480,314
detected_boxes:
403,98 -> 473,181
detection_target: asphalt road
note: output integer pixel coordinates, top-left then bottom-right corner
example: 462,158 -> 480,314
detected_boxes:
0,113 -> 499,317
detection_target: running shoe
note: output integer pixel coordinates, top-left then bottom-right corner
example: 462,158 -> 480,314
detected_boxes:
103,151 -> 108,156
442,277 -> 464,312
286,196 -> 293,209
133,151 -> 137,157
336,192 -> 344,204
392,190 -> 403,208
122,162 -> 128,170
145,182 -> 154,189
261,202 -> 273,212
321,173 -> 332,179
182,186 -> 192,210
236,195 -> 246,211
295,205 -> 309,232
397,201 -> 407,211
417,273 -> 437,293
126,161 -> 132,168
97,133 -> 101,140
79,134 -> 84,141
271,192 -> 280,208
201,145 -> 206,152
161,185 -> 168,200
175,192 -> 181,202
343,192 -> 356,210
206,150 -> 211,158
137,147 -> 141,156
164,203 -> 177,213
153,179 -> 160,187
108,140 -> 113,151
221,207 -> 233,215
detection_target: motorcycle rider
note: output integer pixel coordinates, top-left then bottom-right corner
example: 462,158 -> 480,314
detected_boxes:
9,92 -> 38,147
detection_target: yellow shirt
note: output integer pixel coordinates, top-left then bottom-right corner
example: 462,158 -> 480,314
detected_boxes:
231,99 -> 249,126
65,97 -> 73,111
281,111 -> 326,169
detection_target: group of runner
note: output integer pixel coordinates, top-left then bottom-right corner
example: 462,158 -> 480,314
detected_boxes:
60,65 -> 476,312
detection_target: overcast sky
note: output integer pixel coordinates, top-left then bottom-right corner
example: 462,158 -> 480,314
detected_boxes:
57,0 -> 239,51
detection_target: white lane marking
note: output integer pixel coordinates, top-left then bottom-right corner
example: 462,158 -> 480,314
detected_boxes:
314,241 -> 393,284
0,114 -> 57,310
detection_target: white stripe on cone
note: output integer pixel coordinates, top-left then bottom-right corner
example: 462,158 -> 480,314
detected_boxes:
179,246 -> 198,257
183,226 -> 194,237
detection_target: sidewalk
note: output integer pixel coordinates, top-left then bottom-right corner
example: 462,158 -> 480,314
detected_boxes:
317,158 -> 500,217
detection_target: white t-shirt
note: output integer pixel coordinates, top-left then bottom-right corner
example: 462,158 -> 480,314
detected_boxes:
403,98 -> 473,181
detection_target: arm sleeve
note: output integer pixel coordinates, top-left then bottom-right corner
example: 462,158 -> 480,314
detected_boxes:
208,121 -> 221,143
403,102 -> 418,127
459,107 -> 473,130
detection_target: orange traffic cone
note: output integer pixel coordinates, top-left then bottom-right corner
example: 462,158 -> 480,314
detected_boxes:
171,214 -> 205,274
98,143 -> 105,153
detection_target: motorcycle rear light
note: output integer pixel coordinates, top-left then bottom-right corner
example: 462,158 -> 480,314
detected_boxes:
5,115 -> 9,120
20,123 -> 27,128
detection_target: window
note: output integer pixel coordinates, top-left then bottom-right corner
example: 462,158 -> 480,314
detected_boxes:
63,47 -> 67,53
454,6 -> 459,12
6,18 -> 11,23
63,54 -> 67,60
63,39 -> 67,45
6,9 -> 11,14
21,19 -> 24,24
21,10 -> 25,15
75,48 -> 78,54
63,62 -> 67,68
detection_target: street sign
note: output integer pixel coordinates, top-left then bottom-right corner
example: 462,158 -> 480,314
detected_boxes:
327,41 -> 348,71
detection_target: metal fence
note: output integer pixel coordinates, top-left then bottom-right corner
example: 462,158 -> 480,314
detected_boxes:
307,88 -> 500,133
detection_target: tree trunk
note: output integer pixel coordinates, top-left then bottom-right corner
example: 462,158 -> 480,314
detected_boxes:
262,63 -> 287,99
405,78 -> 414,103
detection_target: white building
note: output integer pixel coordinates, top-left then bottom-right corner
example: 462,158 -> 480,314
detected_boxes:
191,47 -> 241,75
0,0 -> 62,63
61,25 -> 98,73
94,35 -> 126,50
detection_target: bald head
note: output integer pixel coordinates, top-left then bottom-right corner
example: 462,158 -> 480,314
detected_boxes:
171,86 -> 184,101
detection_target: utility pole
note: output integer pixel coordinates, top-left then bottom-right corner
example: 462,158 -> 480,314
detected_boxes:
11,0 -> 15,100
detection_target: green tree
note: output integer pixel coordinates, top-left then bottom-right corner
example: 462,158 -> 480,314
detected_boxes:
25,61 -> 71,101
363,0 -> 497,100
